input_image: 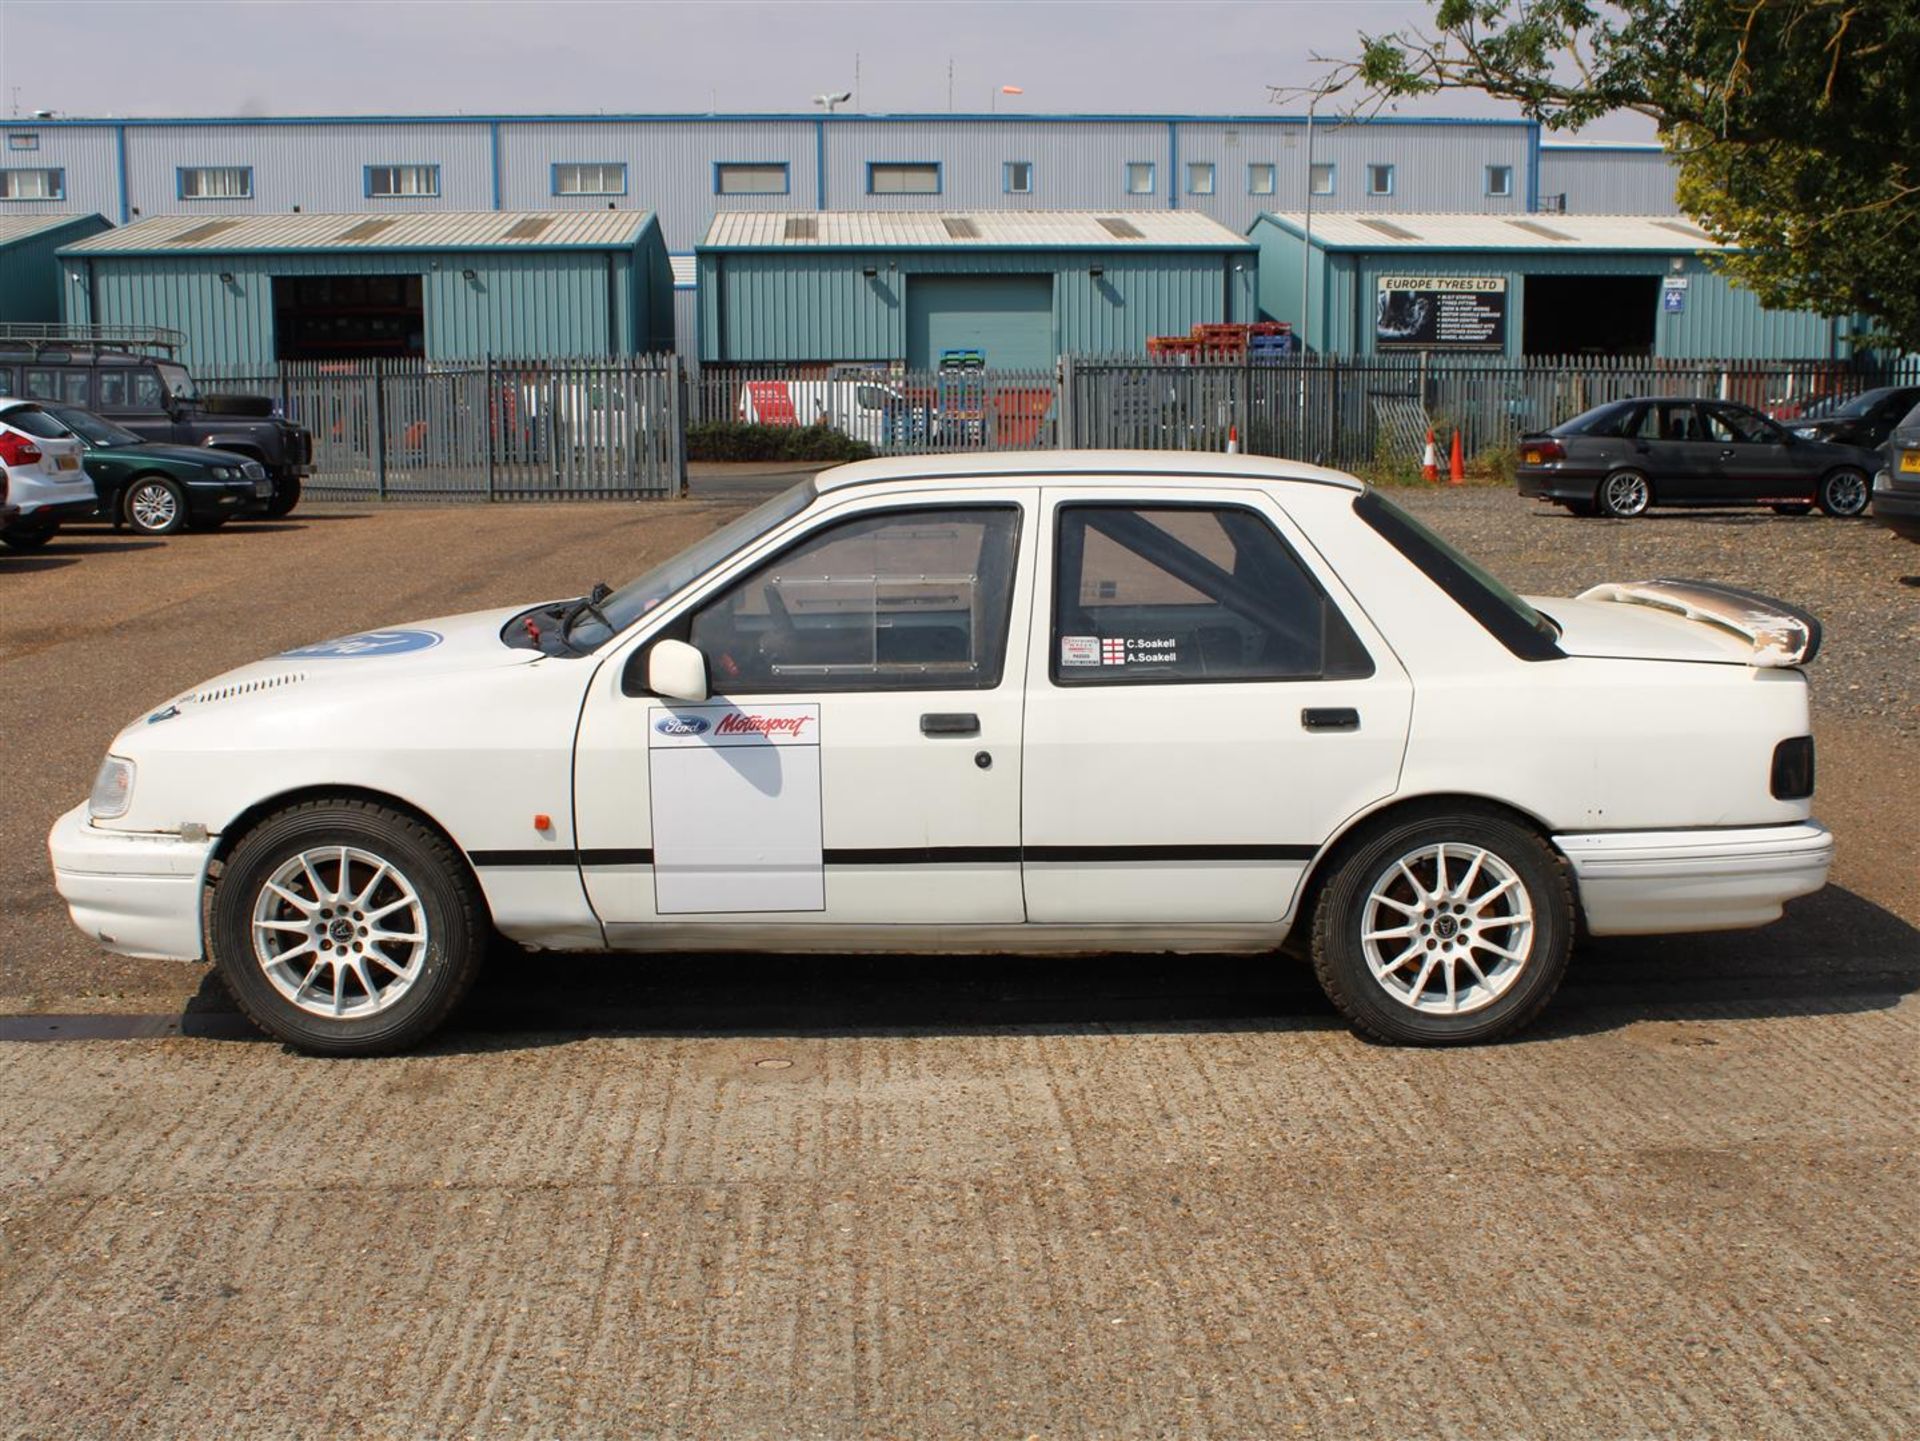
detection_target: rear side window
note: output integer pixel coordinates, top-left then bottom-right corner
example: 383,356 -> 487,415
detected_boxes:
0,404 -> 75,440
1051,504 -> 1372,684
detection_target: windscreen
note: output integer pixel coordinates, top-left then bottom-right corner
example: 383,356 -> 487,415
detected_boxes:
157,364 -> 201,405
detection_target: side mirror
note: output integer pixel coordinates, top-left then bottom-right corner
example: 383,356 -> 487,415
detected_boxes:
647,638 -> 709,702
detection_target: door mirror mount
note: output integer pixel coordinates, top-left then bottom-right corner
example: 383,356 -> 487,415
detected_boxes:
647,639 -> 709,703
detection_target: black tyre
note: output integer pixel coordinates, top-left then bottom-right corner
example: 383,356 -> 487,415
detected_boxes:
124,476 -> 188,536
1817,468 -> 1869,518
262,475 -> 302,519
1310,808 -> 1573,1045
1598,469 -> 1651,518
1770,503 -> 1814,517
0,520 -> 58,551
209,799 -> 485,1056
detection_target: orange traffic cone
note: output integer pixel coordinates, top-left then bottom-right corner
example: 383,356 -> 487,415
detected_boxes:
1421,428 -> 1439,482
1448,428 -> 1466,485
1226,424 -> 1241,454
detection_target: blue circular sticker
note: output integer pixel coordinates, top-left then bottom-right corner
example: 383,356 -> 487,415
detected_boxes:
283,628 -> 444,659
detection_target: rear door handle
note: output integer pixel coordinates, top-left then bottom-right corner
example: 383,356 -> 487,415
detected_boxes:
920,712 -> 980,736
1302,707 -> 1360,732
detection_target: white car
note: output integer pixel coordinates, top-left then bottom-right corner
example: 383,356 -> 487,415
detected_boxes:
0,399 -> 95,550
49,452 -> 1832,1055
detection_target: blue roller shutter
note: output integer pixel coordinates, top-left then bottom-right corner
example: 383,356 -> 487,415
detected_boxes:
905,274 -> 1054,369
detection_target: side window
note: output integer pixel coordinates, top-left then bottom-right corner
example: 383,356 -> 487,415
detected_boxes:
1705,405 -> 1768,443
130,370 -> 166,409
1051,504 -> 1372,684
1647,402 -> 1701,442
58,370 -> 90,405
95,369 -> 128,408
687,506 -> 1022,694
23,367 -> 61,401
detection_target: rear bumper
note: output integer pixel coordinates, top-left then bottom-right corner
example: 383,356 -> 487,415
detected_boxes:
1555,821 -> 1832,936
1870,482 -> 1920,536
9,495 -> 97,525
1516,471 -> 1599,504
48,803 -> 215,962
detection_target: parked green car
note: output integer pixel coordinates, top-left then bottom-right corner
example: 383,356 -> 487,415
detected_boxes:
43,405 -> 274,536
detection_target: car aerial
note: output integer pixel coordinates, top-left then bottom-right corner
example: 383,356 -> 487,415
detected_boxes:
0,398 -> 96,551
0,328 -> 313,518
1871,400 -> 1920,542
1788,385 -> 1920,451
42,404 -> 274,536
1516,396 -> 1878,519
49,451 -> 1832,1057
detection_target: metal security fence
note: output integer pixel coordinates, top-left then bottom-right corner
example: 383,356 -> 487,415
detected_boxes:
200,357 -> 686,500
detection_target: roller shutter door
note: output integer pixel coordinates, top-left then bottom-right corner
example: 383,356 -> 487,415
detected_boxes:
905,275 -> 1054,370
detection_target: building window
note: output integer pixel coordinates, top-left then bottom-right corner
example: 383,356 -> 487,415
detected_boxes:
1486,164 -> 1514,198
1247,163 -> 1276,196
714,163 -> 789,195
1186,162 -> 1215,196
552,162 -> 627,196
178,166 -> 253,200
6,133 -> 39,152
1309,162 -> 1335,196
1125,161 -> 1156,196
1367,163 -> 1395,197
867,162 -> 941,195
366,164 -> 441,198
0,167 -> 64,200
1004,160 -> 1033,194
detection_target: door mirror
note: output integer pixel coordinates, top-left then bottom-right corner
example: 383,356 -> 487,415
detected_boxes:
647,639 -> 709,702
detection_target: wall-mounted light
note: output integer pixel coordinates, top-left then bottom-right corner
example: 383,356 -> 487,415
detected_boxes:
1088,265 -> 1105,279
862,265 -> 878,279
463,268 -> 478,282
218,272 -> 234,285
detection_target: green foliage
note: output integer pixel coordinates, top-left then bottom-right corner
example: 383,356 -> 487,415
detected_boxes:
1305,1 -> 1920,351
685,422 -> 877,464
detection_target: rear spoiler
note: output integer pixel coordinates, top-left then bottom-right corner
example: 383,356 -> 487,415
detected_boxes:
1574,579 -> 1822,667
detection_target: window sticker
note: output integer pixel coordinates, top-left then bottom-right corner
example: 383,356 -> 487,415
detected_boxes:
1060,635 -> 1100,666
1101,637 -> 1178,666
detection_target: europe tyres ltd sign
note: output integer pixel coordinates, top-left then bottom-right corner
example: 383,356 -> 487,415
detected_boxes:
1375,276 -> 1507,351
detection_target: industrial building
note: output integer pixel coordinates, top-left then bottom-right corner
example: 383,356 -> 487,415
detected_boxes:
1249,211 -> 1844,359
0,213 -> 112,322
55,211 -> 674,369
697,211 -> 1254,367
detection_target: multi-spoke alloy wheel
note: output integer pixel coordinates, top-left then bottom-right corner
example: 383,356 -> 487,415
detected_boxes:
1311,811 -> 1573,1045
1817,469 -> 1869,518
126,479 -> 186,535
1599,470 -> 1650,518
210,800 -> 483,1055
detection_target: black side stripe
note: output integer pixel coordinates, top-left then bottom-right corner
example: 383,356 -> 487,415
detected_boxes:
1025,844 -> 1319,863
469,844 -> 1315,868
824,846 -> 1021,865
468,847 -> 654,868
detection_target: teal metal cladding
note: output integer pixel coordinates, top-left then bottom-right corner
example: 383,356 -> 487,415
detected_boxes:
0,214 -> 111,322
698,247 -> 1255,362
59,223 -> 673,368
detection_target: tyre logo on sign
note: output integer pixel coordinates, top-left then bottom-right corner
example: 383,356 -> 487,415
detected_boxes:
282,629 -> 444,658
654,716 -> 711,737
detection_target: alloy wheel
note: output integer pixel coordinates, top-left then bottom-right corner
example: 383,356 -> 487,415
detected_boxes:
1359,841 -> 1536,1015
250,845 -> 429,1019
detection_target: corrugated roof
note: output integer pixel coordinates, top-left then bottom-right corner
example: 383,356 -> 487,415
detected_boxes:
0,213 -> 105,246
702,210 -> 1254,250
61,211 -> 656,255
1259,211 -> 1724,252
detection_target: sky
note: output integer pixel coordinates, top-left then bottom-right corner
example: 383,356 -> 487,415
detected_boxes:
0,0 -> 1655,137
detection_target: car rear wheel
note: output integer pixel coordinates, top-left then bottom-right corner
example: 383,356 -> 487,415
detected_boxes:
125,477 -> 188,536
1598,470 -> 1651,518
1310,809 -> 1573,1045
0,519 -> 58,551
1817,469 -> 1870,518
209,800 -> 485,1056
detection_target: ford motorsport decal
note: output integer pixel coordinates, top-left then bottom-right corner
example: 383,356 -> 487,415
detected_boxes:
653,715 -> 712,737
647,704 -> 819,748
282,629 -> 445,659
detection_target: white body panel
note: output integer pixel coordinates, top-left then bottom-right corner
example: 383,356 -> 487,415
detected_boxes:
45,451 -> 1830,968
0,401 -> 93,516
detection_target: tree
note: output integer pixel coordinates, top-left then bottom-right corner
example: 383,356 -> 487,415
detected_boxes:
1290,1 -> 1920,352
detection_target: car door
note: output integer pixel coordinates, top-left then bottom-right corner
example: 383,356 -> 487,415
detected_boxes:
573,489 -> 1036,937
1623,401 -> 1710,500
1703,403 -> 1804,501
1020,486 -> 1413,925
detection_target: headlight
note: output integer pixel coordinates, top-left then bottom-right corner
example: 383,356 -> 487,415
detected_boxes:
209,466 -> 234,479
89,756 -> 136,820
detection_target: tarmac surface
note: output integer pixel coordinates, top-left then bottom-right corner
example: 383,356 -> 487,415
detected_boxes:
1,477 -> 1914,1437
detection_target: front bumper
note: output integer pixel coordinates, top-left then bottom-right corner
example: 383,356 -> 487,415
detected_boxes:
48,803 -> 216,961
187,480 -> 266,517
1555,821 -> 1832,936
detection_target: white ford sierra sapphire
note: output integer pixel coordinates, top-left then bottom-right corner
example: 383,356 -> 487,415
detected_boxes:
50,452 -> 1833,1054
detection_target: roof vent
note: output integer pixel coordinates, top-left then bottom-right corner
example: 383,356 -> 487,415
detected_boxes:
941,216 -> 981,240
1358,218 -> 1420,241
166,220 -> 244,246
502,216 -> 554,241
1506,219 -> 1575,242
783,217 -> 818,241
335,217 -> 399,242
1097,217 -> 1144,239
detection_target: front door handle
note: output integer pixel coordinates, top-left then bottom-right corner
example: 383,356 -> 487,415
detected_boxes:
1302,707 -> 1360,732
920,712 -> 980,737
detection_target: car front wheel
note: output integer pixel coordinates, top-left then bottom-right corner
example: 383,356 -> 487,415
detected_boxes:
1598,469 -> 1651,518
1310,810 -> 1573,1045
125,477 -> 188,536
1817,468 -> 1869,518
209,800 -> 485,1055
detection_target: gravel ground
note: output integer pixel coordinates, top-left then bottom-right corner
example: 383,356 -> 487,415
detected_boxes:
0,481 -> 1914,1438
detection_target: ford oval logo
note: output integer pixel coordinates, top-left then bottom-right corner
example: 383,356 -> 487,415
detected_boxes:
282,628 -> 444,659
654,715 -> 711,736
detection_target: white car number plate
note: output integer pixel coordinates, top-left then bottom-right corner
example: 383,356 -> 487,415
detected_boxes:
56,454 -> 79,470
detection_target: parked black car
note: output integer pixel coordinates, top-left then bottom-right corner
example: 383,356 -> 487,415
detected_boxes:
1516,397 -> 1878,519
0,333 -> 312,517
1871,401 -> 1920,542
1787,386 -> 1920,451
43,405 -> 273,536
